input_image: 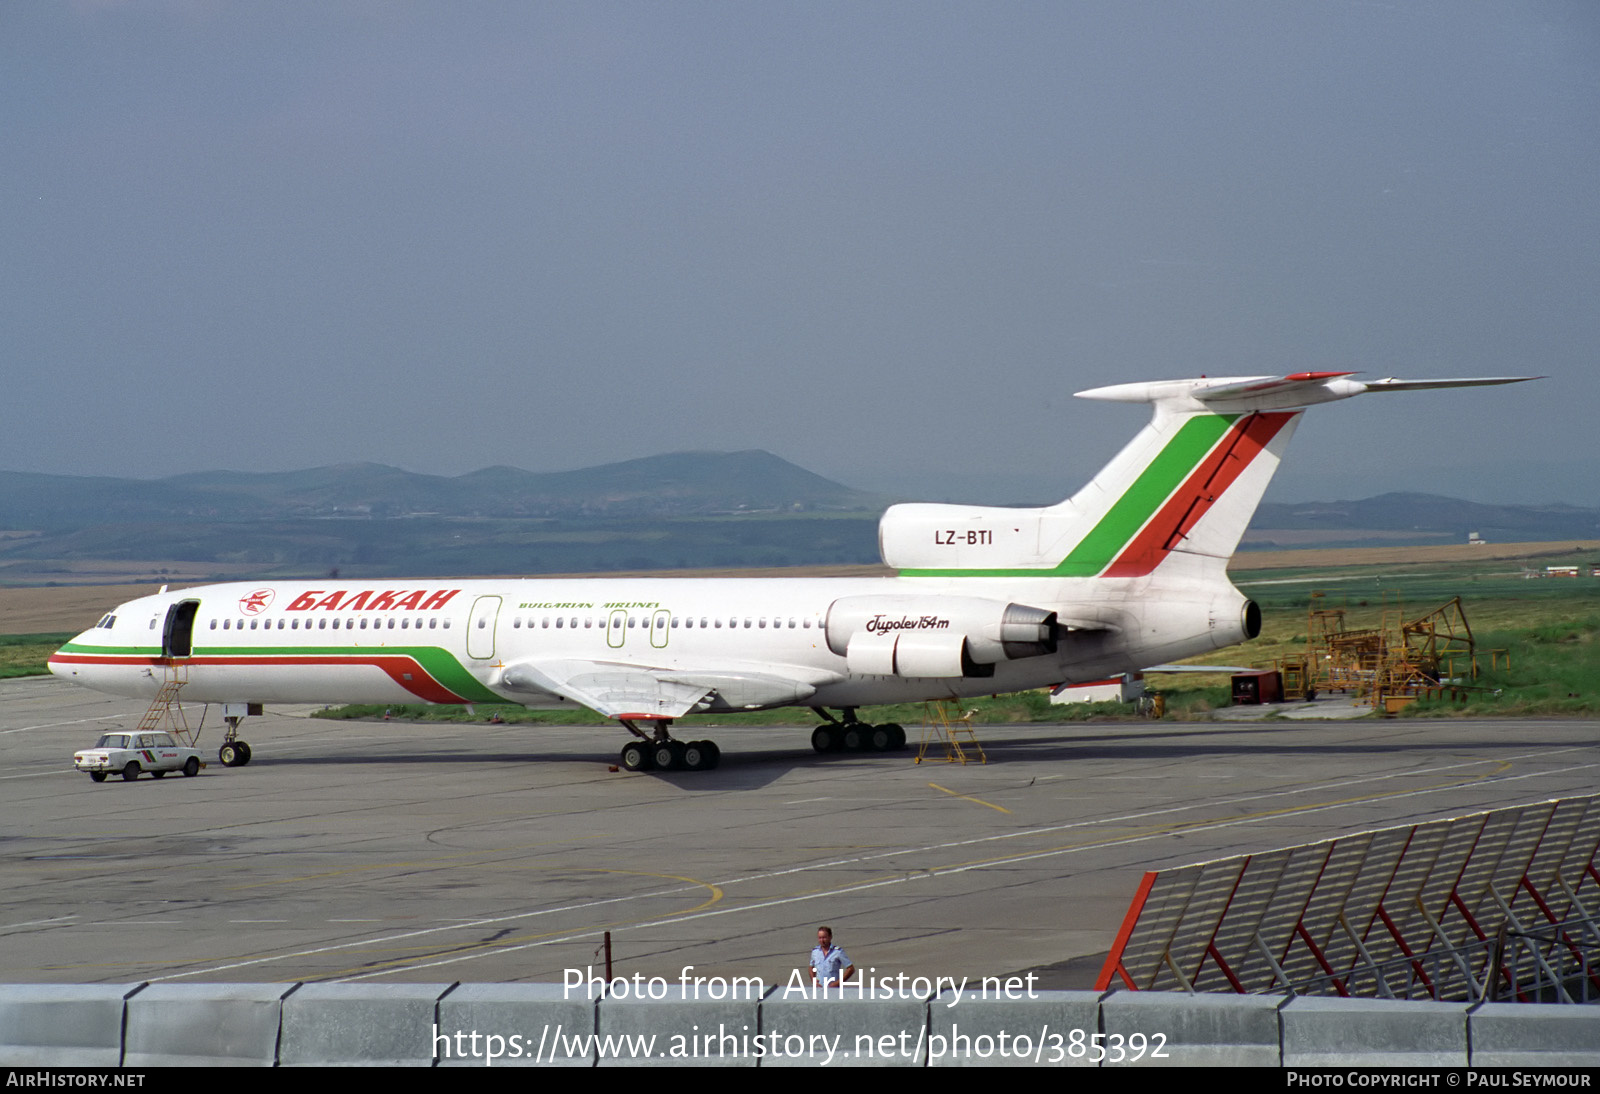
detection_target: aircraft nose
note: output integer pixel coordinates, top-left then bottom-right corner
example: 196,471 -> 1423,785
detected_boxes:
48,631 -> 89,679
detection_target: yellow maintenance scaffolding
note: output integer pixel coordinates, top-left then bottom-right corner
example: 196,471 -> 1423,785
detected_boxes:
915,701 -> 987,764
1282,593 -> 1500,713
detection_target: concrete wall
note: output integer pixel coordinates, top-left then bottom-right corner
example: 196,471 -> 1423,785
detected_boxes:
2,983 -> 1596,1067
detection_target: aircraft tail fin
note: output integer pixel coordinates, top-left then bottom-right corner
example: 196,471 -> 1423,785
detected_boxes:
885,372 -> 1537,578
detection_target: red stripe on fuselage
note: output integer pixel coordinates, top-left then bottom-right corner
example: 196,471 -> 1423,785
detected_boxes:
46,652 -> 466,704
1101,411 -> 1296,578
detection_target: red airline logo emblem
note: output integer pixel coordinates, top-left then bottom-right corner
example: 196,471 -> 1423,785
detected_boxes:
239,589 -> 275,615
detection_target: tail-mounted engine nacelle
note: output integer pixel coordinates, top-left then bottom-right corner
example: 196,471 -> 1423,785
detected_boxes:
825,596 -> 1058,679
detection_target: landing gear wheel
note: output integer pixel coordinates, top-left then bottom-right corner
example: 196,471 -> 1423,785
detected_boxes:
812,726 -> 840,754
868,725 -> 893,751
183,757 -> 200,778
683,741 -> 711,771
703,741 -> 721,768
89,772 -> 107,783
121,762 -> 140,782
842,726 -> 865,751
219,743 -> 240,767
653,742 -> 682,771
235,742 -> 252,765
620,741 -> 653,771
883,723 -> 906,749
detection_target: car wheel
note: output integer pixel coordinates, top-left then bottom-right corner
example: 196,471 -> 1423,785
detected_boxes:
183,757 -> 200,778
89,772 -> 107,783
150,770 -> 166,779
121,762 -> 140,782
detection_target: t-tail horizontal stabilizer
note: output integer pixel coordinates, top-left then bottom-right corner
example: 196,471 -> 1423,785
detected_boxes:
1076,372 -> 1540,413
888,372 -> 1537,578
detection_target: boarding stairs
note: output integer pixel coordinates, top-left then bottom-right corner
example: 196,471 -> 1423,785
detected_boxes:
135,661 -> 195,745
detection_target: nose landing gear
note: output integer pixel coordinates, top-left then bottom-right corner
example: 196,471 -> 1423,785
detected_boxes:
219,714 -> 253,767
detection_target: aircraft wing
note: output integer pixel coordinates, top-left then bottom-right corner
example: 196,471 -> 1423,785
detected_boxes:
499,659 -> 712,719
497,658 -> 839,719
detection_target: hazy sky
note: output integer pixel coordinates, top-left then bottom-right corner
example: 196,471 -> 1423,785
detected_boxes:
4,2 -> 1595,504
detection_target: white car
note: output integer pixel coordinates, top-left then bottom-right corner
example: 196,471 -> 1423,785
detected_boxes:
74,732 -> 203,783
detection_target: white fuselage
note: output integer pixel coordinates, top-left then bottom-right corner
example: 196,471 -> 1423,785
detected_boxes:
49,570 -> 1251,714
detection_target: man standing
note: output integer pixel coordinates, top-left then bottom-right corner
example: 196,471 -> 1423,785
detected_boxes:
810,925 -> 853,988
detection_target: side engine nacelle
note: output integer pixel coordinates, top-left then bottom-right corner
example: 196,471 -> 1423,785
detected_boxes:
825,595 -> 1058,679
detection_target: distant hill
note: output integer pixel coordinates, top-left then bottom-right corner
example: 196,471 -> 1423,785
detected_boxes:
0,451 -> 885,528
3,454 -> 1597,583
1248,493 -> 1600,548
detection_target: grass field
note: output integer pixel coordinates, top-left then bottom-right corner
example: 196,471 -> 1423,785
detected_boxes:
0,633 -> 72,679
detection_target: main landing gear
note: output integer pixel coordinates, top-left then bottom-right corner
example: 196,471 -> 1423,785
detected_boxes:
810,707 -> 906,755
219,714 -> 253,768
617,719 -> 721,773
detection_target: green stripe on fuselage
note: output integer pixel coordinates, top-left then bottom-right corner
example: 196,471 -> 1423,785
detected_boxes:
900,413 -> 1237,578
57,643 -> 161,656
59,641 -> 501,704
199,644 -> 502,703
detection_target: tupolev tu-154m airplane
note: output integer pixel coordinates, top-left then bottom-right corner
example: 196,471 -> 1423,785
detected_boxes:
51,372 -> 1534,773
